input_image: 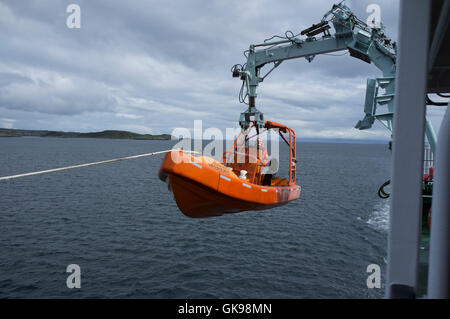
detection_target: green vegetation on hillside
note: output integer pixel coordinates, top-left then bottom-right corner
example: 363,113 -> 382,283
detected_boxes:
0,128 -> 172,140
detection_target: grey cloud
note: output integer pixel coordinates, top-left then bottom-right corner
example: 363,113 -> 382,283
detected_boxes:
0,72 -> 33,87
0,69 -> 119,115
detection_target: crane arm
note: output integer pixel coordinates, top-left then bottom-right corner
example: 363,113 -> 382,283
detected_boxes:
229,2 -> 436,150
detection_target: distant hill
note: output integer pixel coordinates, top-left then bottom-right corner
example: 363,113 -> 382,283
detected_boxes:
0,128 -> 173,140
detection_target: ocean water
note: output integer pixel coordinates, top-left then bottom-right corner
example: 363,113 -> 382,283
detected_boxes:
0,137 -> 391,298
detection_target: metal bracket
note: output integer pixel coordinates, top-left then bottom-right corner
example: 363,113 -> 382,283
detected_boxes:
355,77 -> 395,130
239,106 -> 264,130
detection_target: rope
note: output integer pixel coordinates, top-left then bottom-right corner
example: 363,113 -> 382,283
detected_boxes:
378,179 -> 391,199
0,149 -> 183,181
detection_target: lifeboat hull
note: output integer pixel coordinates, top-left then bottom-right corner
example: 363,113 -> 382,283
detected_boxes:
158,150 -> 301,218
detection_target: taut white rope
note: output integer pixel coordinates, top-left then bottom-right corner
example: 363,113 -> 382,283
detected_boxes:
0,149 -> 178,181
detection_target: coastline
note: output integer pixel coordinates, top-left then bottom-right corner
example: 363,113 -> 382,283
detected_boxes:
0,128 -> 173,140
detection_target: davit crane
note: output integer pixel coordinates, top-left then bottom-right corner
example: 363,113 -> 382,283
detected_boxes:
231,1 -> 437,153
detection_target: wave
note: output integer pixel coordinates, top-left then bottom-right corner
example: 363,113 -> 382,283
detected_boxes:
367,200 -> 390,232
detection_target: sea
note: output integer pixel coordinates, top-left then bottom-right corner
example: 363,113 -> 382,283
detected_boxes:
0,137 -> 391,298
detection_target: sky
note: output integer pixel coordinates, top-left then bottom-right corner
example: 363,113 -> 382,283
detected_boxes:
0,0 -> 446,141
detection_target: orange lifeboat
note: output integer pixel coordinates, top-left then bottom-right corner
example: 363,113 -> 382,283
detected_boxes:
158,121 -> 301,218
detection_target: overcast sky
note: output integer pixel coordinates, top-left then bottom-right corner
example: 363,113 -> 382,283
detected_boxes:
0,0 -> 445,141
